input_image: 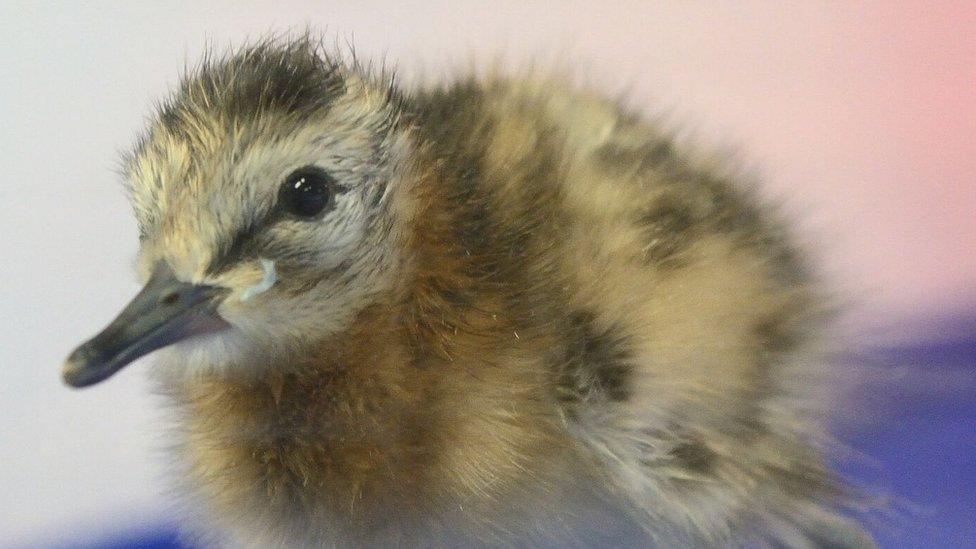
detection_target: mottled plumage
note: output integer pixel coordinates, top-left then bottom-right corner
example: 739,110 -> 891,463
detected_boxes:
65,37 -> 871,547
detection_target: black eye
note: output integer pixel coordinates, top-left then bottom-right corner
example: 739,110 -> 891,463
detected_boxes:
279,167 -> 335,218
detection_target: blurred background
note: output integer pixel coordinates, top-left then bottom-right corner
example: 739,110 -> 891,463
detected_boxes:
0,2 -> 972,547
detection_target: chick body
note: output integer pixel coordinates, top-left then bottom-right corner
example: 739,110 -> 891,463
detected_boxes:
88,39 -> 868,547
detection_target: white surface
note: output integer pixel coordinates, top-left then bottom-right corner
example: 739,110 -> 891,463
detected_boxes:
1,1 -> 973,545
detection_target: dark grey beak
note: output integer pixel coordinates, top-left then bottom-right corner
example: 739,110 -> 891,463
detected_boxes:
62,263 -> 230,388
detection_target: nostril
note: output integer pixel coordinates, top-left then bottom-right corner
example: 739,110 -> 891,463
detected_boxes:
160,291 -> 180,305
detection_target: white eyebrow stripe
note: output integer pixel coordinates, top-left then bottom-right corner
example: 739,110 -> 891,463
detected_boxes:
240,258 -> 277,301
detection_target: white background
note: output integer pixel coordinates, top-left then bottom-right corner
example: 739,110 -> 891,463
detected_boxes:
1,2 -> 973,545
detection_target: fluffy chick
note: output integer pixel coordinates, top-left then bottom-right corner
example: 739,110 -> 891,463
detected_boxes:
63,37 -> 871,547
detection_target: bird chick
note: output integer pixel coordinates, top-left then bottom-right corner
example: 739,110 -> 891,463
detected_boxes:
63,38 -> 871,547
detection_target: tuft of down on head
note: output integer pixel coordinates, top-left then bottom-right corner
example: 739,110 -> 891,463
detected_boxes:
121,38 -> 411,372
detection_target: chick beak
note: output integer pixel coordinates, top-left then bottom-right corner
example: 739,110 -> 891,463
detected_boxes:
62,263 -> 230,388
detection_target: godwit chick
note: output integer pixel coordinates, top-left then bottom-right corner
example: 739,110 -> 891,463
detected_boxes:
63,37 -> 871,547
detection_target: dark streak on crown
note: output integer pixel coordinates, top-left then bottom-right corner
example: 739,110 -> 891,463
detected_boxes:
159,38 -> 346,139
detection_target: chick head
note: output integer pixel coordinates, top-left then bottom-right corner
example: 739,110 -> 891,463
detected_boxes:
64,39 -> 410,386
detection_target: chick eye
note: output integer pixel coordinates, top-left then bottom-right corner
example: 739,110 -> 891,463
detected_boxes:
279,167 -> 335,218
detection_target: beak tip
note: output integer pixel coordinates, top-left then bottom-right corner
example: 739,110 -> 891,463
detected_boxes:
61,361 -> 88,389
61,362 -> 86,388
61,345 -> 107,388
